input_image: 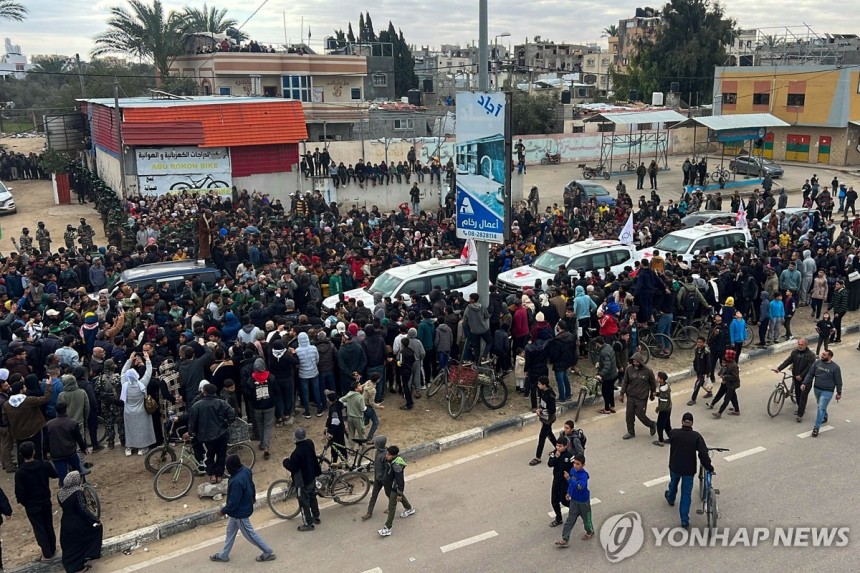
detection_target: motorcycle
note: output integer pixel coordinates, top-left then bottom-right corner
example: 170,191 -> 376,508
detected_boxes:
578,163 -> 611,180
540,152 -> 561,165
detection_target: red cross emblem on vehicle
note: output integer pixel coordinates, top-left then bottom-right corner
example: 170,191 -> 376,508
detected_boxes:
514,270 -> 530,278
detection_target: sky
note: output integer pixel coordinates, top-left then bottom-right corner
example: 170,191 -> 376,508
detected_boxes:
3,0 -> 857,62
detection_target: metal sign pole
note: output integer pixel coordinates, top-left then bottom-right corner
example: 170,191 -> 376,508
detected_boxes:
476,0 -> 490,306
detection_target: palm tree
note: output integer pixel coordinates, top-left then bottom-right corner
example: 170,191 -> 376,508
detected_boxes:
0,0 -> 26,21
602,24 -> 619,38
181,4 -> 246,41
92,0 -> 185,82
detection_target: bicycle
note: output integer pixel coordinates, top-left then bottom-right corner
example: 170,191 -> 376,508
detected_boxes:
618,160 -> 636,172
710,168 -> 731,182
766,371 -> 797,417
574,376 -> 601,423
697,447 -> 729,533
671,320 -> 700,350
639,323 -> 674,359
267,468 -> 370,519
318,437 -> 375,473
146,418 -> 256,475
444,360 -> 509,419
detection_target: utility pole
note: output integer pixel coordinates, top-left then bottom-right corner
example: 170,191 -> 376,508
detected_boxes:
75,54 -> 86,98
476,0 -> 490,306
114,79 -> 126,198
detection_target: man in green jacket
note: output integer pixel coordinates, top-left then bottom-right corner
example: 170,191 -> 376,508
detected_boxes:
328,267 -> 344,297
339,376 -> 367,442
827,280 -> 848,343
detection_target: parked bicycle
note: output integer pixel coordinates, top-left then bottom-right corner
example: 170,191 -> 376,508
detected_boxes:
146,417 -> 256,475
267,468 -> 370,519
697,447 -> 729,533
671,319 -> 700,350
639,323 -> 674,359
433,359 -> 509,419
710,167 -> 731,182
618,160 -> 637,171
766,371 -> 797,417
574,376 -> 601,423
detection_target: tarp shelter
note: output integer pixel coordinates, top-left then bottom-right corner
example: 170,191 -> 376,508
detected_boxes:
670,113 -> 790,177
584,109 -> 686,174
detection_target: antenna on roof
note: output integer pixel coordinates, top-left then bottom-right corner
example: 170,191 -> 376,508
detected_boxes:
148,89 -> 193,101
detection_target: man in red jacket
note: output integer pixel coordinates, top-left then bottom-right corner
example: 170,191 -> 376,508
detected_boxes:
511,298 -> 530,359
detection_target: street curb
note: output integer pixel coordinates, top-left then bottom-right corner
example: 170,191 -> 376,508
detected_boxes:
11,322 -> 859,573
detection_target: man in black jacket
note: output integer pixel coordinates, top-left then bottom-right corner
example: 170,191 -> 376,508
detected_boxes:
774,338 -> 817,423
15,441 -> 58,561
45,401 -> 88,485
363,326 -> 387,404
188,384 -> 236,484
664,412 -> 714,528
282,427 -> 321,531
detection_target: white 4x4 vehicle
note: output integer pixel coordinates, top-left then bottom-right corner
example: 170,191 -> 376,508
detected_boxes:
496,239 -> 637,295
322,259 -> 479,311
636,224 -> 751,263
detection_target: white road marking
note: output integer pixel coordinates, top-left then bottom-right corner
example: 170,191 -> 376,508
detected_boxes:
440,530 -> 499,553
643,475 -> 670,488
723,446 -> 766,461
619,490 -> 625,494
361,568 -> 383,573
111,539 -> 224,573
548,498 -> 601,518
797,425 -> 834,438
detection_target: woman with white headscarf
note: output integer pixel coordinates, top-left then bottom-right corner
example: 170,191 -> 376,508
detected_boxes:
58,471 -> 102,573
121,352 -> 155,456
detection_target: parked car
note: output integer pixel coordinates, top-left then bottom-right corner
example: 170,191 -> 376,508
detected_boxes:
563,180 -> 616,207
636,224 -> 751,264
729,154 -> 784,178
0,181 -> 16,215
111,260 -> 220,295
680,210 -> 736,228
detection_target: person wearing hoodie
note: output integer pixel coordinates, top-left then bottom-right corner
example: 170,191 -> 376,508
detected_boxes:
361,434 -> 388,520
247,358 -> 275,458
800,249 -> 816,306
377,444 -> 415,536
416,310 -> 436,383
188,384 -> 236,483
619,352 -> 657,440
236,315 -> 261,344
573,285 -> 597,355
433,319 -> 453,373
403,328 -> 425,399
44,401 -> 88,485
315,331 -> 337,396
372,292 -> 386,321
768,291 -> 785,344
363,325 -> 387,404
221,311 -> 241,343
757,290 -> 771,347
79,312 -> 99,356
547,323 -> 577,402
338,333 -> 367,397
57,375 -> 89,443
267,339 -> 298,426
4,380 -> 53,463
524,329 -> 551,410
340,376 -> 367,441
282,428 -> 322,531
555,454 -> 594,545
14,441 -> 58,562
295,332 -> 321,419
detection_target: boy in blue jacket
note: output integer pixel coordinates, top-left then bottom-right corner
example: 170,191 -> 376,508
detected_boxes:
555,454 -> 594,546
210,454 -> 276,563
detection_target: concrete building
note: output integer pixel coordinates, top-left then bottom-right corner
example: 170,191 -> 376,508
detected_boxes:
512,40 -> 597,73
615,9 -> 663,73
581,44 -> 613,95
713,65 -> 860,165
171,42 -> 368,142
414,46 -> 475,102
325,40 -> 396,102
0,38 -> 34,79
79,95 -> 307,200
724,29 -> 759,67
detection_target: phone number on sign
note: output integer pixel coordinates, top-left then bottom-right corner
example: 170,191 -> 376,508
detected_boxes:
460,230 -> 503,240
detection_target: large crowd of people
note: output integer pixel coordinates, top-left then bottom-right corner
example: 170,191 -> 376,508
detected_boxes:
0,160 -> 858,563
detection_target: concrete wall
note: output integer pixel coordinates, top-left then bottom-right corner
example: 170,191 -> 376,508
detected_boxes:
233,169 -> 300,204
94,147 -> 122,195
767,126 -> 851,166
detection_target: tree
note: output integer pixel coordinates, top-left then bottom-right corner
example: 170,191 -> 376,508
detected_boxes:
347,22 -> 355,43
615,0 -> 734,103
511,90 -> 558,135
358,13 -> 365,41
602,24 -> 619,38
181,4 -> 246,41
31,55 -> 74,74
0,0 -> 27,21
364,12 -> 376,42
92,0 -> 185,82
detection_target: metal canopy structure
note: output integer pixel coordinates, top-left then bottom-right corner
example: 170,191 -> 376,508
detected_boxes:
670,113 -> 791,182
584,109 -> 687,173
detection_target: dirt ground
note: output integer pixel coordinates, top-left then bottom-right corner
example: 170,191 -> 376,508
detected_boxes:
0,135 -> 107,255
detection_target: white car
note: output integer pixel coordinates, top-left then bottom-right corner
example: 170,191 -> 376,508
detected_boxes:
0,181 -> 16,215
322,259 -> 479,310
496,239 -> 637,295
636,224 -> 751,263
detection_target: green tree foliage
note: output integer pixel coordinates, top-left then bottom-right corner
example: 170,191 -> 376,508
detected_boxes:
602,24 -> 619,37
364,12 -> 376,42
511,90 -> 559,135
347,22 -> 355,43
92,0 -> 186,81
0,0 -> 27,21
181,4 -> 246,42
614,0 -> 734,103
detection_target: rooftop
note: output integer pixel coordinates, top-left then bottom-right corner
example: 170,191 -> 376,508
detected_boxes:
79,95 -> 294,109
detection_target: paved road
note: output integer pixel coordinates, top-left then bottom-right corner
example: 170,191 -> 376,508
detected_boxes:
90,343 -> 859,573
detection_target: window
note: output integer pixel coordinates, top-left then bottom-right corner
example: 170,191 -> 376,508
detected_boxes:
752,92 -> 770,105
589,252 -> 610,269
393,118 -> 414,131
282,75 -> 311,102
218,86 -> 231,96
351,87 -> 362,101
787,93 -> 805,107
598,123 -> 615,133
586,58 -> 595,67
609,249 -> 631,266
637,123 -> 653,131
398,278 -> 429,298
709,234 -> 730,251
449,271 -> 477,289
722,93 -> 737,104
566,256 -> 587,271
428,275 -> 449,291
372,73 -> 388,87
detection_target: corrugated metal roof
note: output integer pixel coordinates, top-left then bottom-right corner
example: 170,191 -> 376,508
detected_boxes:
584,109 -> 686,125
118,100 -> 308,147
670,113 -> 790,131
121,122 -> 205,146
78,96 -> 289,109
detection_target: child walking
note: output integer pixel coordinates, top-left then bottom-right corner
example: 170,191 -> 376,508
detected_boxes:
514,348 -> 526,393
555,454 -> 594,546
653,371 -> 672,446
816,313 -> 835,354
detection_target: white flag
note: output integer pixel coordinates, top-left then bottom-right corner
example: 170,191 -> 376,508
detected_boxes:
736,200 -> 747,228
461,238 -> 478,263
618,212 -> 634,245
